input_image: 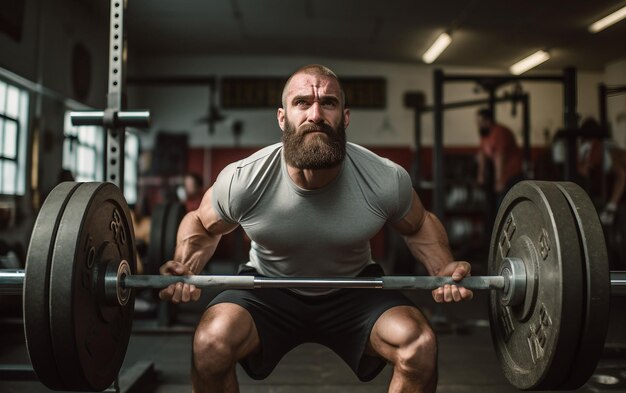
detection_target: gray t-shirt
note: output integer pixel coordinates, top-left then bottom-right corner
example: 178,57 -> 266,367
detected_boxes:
212,142 -> 413,294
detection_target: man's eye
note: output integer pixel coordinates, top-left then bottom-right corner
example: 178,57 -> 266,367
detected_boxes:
321,100 -> 337,108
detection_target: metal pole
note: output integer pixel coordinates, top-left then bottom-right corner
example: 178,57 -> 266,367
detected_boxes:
433,69 -> 444,219
71,111 -> 150,127
611,271 -> 626,296
417,94 -> 527,112
488,88 -> 496,118
413,109 -> 422,187
563,67 -> 578,181
522,94 -> 531,176
0,271 -> 25,295
598,83 -> 609,201
598,83 -> 608,130
3,269 -> 626,295
122,275 -> 506,291
103,0 -> 128,189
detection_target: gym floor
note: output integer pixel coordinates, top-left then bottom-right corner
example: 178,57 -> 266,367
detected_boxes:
2,279 -> 626,393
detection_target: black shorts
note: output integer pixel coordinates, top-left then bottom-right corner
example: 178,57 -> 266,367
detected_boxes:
208,264 -> 417,381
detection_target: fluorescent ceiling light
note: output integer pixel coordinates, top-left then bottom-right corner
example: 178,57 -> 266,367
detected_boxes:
509,50 -> 550,75
589,5 -> 626,33
422,32 -> 451,64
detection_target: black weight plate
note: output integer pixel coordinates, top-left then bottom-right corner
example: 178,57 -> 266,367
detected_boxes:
48,182 -> 136,391
555,182 -> 610,389
164,202 -> 185,262
488,181 -> 584,390
147,202 -> 169,274
23,182 -> 81,390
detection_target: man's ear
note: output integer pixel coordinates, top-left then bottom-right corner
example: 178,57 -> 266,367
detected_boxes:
277,108 -> 285,131
343,108 -> 351,129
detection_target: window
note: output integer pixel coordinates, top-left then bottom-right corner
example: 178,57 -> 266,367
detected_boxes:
0,80 -> 29,195
63,112 -> 139,204
124,131 -> 139,204
63,111 -> 104,182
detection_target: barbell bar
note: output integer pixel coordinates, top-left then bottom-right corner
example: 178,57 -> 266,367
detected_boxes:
3,267 -> 626,297
121,272 -> 506,290
2,265 -> 625,299
119,268 -> 626,296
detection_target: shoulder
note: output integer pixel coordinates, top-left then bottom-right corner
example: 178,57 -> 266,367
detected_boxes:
345,143 -> 411,188
346,143 -> 405,171
212,143 -> 283,222
233,143 -> 282,171
345,143 -> 413,221
218,143 -> 282,183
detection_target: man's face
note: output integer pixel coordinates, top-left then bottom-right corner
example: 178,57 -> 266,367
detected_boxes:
278,73 -> 350,169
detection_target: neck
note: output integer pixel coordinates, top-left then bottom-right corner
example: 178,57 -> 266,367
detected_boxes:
286,164 -> 341,190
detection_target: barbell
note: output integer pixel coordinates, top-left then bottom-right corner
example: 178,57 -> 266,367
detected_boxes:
0,180 -> 625,391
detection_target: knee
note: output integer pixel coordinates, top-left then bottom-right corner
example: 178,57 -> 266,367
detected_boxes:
394,325 -> 437,376
193,322 -> 237,373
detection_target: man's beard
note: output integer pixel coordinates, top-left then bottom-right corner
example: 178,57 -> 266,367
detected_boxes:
282,115 -> 347,169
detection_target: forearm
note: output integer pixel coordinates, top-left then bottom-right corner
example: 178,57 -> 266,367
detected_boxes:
402,212 -> 454,276
172,187 -> 238,274
173,212 -> 222,274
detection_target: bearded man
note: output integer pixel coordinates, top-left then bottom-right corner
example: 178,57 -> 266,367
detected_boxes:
159,64 -> 473,393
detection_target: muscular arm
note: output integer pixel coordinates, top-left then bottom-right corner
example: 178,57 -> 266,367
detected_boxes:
392,190 -> 454,275
392,189 -> 472,302
159,187 -> 238,303
175,187 -> 239,274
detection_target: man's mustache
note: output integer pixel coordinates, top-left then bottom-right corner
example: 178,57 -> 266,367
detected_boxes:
299,123 -> 335,135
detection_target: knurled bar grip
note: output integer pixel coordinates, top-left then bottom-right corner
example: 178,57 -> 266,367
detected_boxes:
382,276 -> 504,290
121,275 -> 505,290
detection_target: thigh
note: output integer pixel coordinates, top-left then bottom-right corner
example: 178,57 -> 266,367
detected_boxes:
313,288 -> 416,381
209,289 -> 311,379
197,302 -> 261,360
367,305 -> 433,361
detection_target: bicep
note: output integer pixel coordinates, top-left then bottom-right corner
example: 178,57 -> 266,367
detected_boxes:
194,187 -> 239,236
391,189 -> 426,236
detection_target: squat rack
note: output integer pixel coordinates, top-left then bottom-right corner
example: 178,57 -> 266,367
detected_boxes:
598,83 -> 626,131
430,68 -> 578,219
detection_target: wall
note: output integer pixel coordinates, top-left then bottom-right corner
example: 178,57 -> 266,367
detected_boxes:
130,55 -> 604,151
0,0 -> 620,265
0,0 -> 109,258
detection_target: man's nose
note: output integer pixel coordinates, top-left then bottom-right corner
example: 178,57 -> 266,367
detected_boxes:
307,102 -> 324,123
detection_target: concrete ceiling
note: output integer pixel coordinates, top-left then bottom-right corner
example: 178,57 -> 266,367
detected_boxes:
117,0 -> 626,71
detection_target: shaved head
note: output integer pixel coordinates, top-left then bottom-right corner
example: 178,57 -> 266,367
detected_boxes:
281,64 -> 345,108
